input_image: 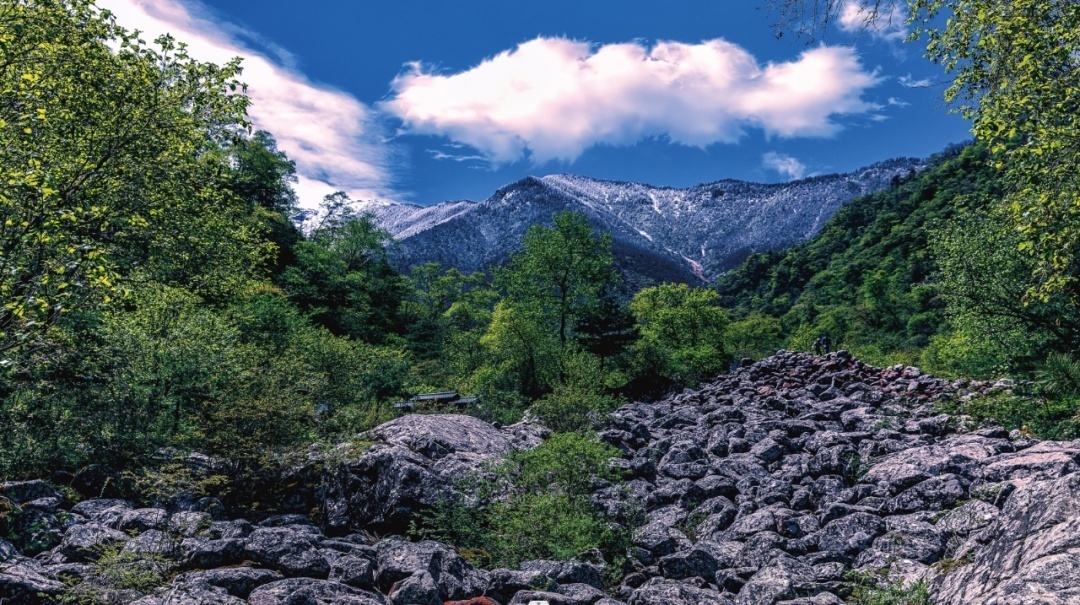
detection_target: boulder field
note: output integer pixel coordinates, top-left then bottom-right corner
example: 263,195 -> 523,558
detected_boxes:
4,351 -> 1080,604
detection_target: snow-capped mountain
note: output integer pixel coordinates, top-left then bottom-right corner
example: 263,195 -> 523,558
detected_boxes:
365,158 -> 923,286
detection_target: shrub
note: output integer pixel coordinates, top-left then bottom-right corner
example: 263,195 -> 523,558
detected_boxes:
60,543 -> 176,604
533,350 -> 624,433
413,432 -> 630,570
846,571 -> 932,605
940,391 -> 1080,440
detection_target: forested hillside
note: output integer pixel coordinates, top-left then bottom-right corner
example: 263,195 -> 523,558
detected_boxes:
716,144 -> 999,370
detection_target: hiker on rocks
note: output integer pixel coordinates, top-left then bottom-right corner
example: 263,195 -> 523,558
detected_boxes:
812,334 -> 832,355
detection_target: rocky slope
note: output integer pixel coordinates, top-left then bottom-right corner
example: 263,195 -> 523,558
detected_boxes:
5,352 -> 1080,604
366,160 -> 922,286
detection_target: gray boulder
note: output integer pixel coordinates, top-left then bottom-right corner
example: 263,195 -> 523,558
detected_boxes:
520,558 -> 604,589
934,471 -> 1080,604
0,480 -> 61,504
172,567 -> 284,599
388,570 -> 441,605
629,578 -> 733,605
735,556 -> 815,605
59,522 -> 130,562
0,556 -> 65,604
485,568 -> 558,604
376,537 -> 482,600
115,508 -> 169,533
132,581 -> 247,605
244,527 -> 331,578
323,414 -> 544,534
814,513 -> 885,557
71,498 -> 133,525
248,578 -> 385,604
330,554 -> 377,589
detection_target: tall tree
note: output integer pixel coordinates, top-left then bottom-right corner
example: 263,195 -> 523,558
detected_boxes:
277,192 -> 405,343
496,211 -> 618,348
226,130 -> 303,273
0,0 -> 263,364
227,130 -> 298,214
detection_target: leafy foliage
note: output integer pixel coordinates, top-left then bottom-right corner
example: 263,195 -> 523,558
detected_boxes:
765,0 -> 1080,301
847,572 -> 932,605
716,145 -> 1001,372
631,283 -> 731,386
413,432 -> 630,569
931,208 -> 1080,374
0,0 -> 264,364
278,193 -> 405,343
59,542 -> 177,604
532,348 -> 625,433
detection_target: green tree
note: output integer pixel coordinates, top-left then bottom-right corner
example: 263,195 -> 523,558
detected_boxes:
400,264 -> 487,352
931,208 -> 1080,373
226,131 -> 303,273
278,193 -> 405,343
765,0 -> 1080,301
473,211 -> 619,401
477,301 -> 559,400
574,288 -> 639,373
532,348 -> 624,433
227,130 -> 298,214
631,283 -> 731,385
715,145 -> 1002,370
726,314 -> 784,360
497,211 -> 618,348
0,0 -> 263,363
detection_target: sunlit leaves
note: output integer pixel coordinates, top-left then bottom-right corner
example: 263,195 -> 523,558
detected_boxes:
0,0 -> 263,363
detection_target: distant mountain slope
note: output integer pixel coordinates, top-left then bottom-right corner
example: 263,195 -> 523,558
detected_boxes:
715,144 -> 1000,364
365,158 -> 924,286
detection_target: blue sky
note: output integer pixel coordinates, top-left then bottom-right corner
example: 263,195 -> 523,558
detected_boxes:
100,0 -> 969,207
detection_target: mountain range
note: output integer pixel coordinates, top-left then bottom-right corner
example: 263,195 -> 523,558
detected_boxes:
363,158 -> 924,287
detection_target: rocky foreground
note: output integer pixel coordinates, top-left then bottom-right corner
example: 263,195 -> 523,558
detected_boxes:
4,351 -> 1080,604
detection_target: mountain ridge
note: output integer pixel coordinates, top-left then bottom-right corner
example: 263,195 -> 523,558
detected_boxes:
364,158 -> 925,286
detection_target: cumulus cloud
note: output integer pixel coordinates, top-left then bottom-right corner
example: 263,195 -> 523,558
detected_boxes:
97,0 -> 398,208
763,152 -> 808,180
382,37 -> 882,165
838,1 -> 909,42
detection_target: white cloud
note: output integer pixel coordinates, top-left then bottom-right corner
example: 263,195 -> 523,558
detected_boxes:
763,152 -> 808,180
887,96 -> 910,107
428,149 -> 488,163
838,1 -> 909,43
97,0 -> 398,208
899,74 -> 934,88
382,37 -> 882,165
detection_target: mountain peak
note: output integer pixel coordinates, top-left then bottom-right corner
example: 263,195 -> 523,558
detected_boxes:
366,157 -> 924,287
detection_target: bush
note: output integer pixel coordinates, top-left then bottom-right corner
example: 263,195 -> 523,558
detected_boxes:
847,571 -> 932,605
1037,352 -> 1080,397
413,433 -> 630,570
60,543 -> 176,604
940,391 -> 1080,441
533,350 -> 624,433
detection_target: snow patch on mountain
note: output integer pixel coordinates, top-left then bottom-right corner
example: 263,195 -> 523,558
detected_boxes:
367,158 -> 924,285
